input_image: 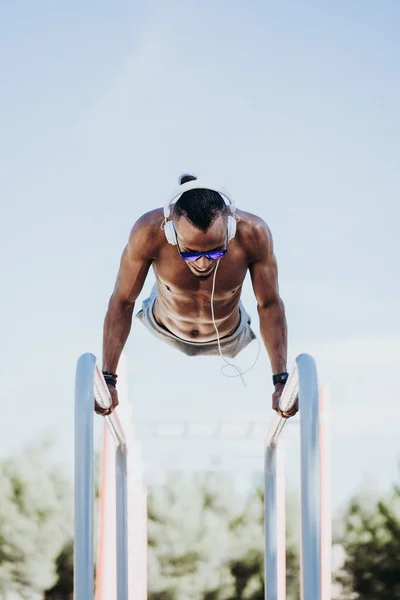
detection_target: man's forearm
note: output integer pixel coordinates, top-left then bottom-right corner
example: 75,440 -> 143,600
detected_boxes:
257,299 -> 288,375
102,298 -> 135,373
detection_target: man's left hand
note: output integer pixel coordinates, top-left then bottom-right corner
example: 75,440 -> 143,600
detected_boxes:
272,383 -> 298,418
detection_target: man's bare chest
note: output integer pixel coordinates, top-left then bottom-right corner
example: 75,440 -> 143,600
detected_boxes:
152,249 -> 249,297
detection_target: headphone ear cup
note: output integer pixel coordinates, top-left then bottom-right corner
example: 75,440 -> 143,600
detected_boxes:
227,215 -> 237,241
164,220 -> 177,245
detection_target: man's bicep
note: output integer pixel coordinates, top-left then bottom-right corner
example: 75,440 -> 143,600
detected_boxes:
112,247 -> 152,305
249,224 -> 281,308
111,218 -> 156,305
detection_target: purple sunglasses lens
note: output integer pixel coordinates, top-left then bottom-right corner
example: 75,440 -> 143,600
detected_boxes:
180,253 -> 201,262
207,249 -> 227,259
180,249 -> 227,262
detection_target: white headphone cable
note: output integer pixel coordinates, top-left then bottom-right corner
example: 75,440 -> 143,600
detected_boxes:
210,260 -> 261,387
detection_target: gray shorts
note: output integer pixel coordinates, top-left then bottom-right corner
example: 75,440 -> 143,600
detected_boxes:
135,286 -> 257,358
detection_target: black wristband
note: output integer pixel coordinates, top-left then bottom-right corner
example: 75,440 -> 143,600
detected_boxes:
273,372 -> 289,385
102,370 -> 118,378
102,370 -> 118,388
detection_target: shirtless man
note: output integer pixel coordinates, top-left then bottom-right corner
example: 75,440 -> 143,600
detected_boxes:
99,174 -> 297,418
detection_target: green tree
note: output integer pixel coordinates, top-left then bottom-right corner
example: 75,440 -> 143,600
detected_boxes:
335,484 -> 400,599
44,540 -> 73,600
0,438 -> 73,598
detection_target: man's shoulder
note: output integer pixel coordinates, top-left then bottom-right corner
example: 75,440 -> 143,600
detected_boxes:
133,207 -> 165,230
127,208 -> 165,257
236,210 -> 272,243
234,210 -> 273,263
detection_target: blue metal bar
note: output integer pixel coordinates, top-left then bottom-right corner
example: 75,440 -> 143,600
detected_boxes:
74,352 -> 96,600
264,363 -> 299,600
116,446 -> 129,600
74,352 -> 129,600
264,353 -> 321,600
264,446 -> 278,600
298,353 -> 321,600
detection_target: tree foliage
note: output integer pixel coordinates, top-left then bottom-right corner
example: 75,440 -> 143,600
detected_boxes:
0,439 -> 73,599
44,540 -> 73,600
335,484 -> 400,599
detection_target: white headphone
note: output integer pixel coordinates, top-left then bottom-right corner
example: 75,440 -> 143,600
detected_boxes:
162,178 -> 238,245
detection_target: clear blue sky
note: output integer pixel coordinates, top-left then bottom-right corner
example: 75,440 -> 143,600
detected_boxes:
1,0 -> 399,511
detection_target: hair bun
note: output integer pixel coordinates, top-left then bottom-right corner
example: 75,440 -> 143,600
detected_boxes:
179,173 -> 197,185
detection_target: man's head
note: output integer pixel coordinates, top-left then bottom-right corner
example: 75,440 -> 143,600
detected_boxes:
173,174 -> 229,233
173,174 -> 229,277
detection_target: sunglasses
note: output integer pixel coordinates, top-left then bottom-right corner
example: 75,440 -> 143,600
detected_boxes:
176,229 -> 229,262
179,248 -> 227,262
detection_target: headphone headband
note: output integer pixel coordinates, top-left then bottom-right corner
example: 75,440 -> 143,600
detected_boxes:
164,179 -> 236,219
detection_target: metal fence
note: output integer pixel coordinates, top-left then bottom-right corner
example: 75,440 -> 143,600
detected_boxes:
74,352 -> 129,600
265,353 -> 329,600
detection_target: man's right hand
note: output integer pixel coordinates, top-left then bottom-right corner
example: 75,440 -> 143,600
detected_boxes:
272,384 -> 298,419
94,384 -> 119,416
